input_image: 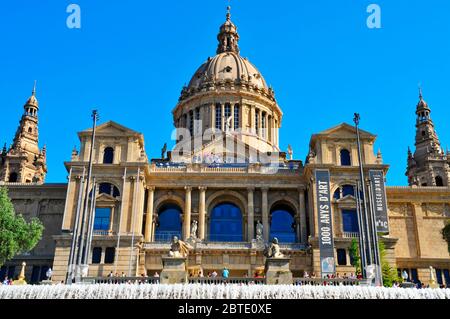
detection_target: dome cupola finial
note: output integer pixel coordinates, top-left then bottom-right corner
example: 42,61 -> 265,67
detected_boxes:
217,5 -> 240,54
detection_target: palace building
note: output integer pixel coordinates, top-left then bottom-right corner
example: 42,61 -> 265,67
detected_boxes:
1,8 -> 449,285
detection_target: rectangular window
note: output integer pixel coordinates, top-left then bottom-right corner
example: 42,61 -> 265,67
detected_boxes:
104,247 -> 115,264
255,111 -> 259,135
342,209 -> 359,233
261,112 -> 266,138
436,269 -> 443,285
195,107 -> 200,135
189,110 -> 194,136
444,269 -> 450,285
337,249 -> 347,266
234,104 -> 239,130
31,266 -> 40,283
94,207 -> 111,231
410,269 -> 418,283
215,103 -> 222,130
92,247 -> 102,264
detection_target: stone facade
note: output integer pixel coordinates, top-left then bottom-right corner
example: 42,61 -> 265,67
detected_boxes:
2,8 -> 449,286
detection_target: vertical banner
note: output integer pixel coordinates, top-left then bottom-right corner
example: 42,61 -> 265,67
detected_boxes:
315,169 -> 335,277
369,170 -> 389,233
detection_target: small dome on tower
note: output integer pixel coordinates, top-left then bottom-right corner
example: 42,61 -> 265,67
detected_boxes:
24,81 -> 39,108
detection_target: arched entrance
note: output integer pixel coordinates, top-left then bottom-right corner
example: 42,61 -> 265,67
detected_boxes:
209,202 -> 243,242
154,204 -> 182,242
270,203 -> 296,243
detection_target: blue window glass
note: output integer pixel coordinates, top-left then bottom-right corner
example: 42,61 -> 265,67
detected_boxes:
333,189 -> 341,200
410,269 -> 418,283
342,185 -> 355,197
103,147 -> 114,164
270,209 -> 296,243
443,269 -> 450,285
92,247 -> 102,264
94,208 -> 111,230
155,205 -> 182,242
436,269 -> 443,285
337,249 -> 347,265
340,149 -> 351,166
342,209 -> 359,233
210,203 -> 242,242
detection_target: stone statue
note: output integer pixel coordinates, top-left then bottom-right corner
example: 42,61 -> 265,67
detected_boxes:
225,115 -> 233,132
46,267 -> 53,280
161,143 -> 167,159
429,266 -> 437,284
256,220 -> 263,241
169,236 -> 190,258
264,237 -> 284,258
190,220 -> 198,239
287,145 -> 293,160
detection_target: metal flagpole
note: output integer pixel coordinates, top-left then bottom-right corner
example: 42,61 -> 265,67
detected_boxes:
76,110 -> 99,279
61,167 -> 73,232
66,166 -> 85,284
114,167 -> 127,274
128,167 -> 140,276
353,113 -> 374,275
355,181 -> 367,279
83,178 -> 97,267
367,179 -> 383,286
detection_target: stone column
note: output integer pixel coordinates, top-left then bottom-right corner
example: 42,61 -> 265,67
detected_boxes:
211,103 -> 215,131
231,104 -> 235,131
198,186 -> 207,240
250,105 -> 255,134
183,186 -> 192,240
247,187 -> 255,241
144,186 -> 155,242
298,189 -> 307,243
261,187 -> 269,242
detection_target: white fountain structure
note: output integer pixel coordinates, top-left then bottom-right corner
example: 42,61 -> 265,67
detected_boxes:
1,284 -> 449,299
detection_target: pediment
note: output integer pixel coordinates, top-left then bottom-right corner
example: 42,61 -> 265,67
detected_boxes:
315,123 -> 376,140
95,193 -> 119,202
79,121 -> 141,137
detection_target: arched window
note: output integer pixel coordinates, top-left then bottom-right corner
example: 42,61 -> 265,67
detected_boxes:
255,110 -> 260,135
98,183 -> 120,198
340,149 -> 351,166
342,209 -> 359,233
9,172 -> 18,183
435,176 -> 444,187
209,203 -> 243,242
155,204 -> 182,242
103,147 -> 114,164
270,204 -> 296,243
28,127 -> 33,133
334,185 -> 355,199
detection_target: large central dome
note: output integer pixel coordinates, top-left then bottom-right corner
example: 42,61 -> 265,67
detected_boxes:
187,52 -> 269,91
172,7 -> 282,162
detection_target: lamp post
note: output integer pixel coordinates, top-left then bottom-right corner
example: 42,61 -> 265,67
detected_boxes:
75,110 -> 99,282
353,113 -> 382,286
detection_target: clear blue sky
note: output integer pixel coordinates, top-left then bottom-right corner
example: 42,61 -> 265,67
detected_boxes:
1,0 -> 449,185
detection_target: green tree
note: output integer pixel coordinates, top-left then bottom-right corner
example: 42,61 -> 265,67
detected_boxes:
442,221 -> 450,254
378,241 -> 400,287
348,238 -> 400,287
348,238 -> 360,273
0,186 -> 44,267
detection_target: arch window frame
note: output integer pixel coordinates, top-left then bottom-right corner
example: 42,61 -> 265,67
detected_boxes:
154,203 -> 183,242
209,202 -> 244,242
269,203 -> 297,243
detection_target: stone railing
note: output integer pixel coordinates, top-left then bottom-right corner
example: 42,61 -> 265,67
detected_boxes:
81,276 -> 160,284
93,230 -> 115,236
149,163 -> 301,175
293,278 -> 360,286
342,232 -> 359,239
188,277 -> 266,285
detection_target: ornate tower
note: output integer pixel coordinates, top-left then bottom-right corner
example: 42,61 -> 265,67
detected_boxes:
406,89 -> 449,186
0,82 -> 47,183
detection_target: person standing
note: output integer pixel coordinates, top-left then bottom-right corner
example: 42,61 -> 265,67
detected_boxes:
222,268 -> 229,280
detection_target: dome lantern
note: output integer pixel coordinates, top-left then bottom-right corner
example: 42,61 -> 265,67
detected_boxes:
216,6 -> 240,54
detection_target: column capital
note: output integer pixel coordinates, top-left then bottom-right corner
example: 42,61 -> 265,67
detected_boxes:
261,187 -> 269,193
198,186 -> 207,191
147,186 -> 155,191
247,186 -> 255,192
184,186 -> 192,192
